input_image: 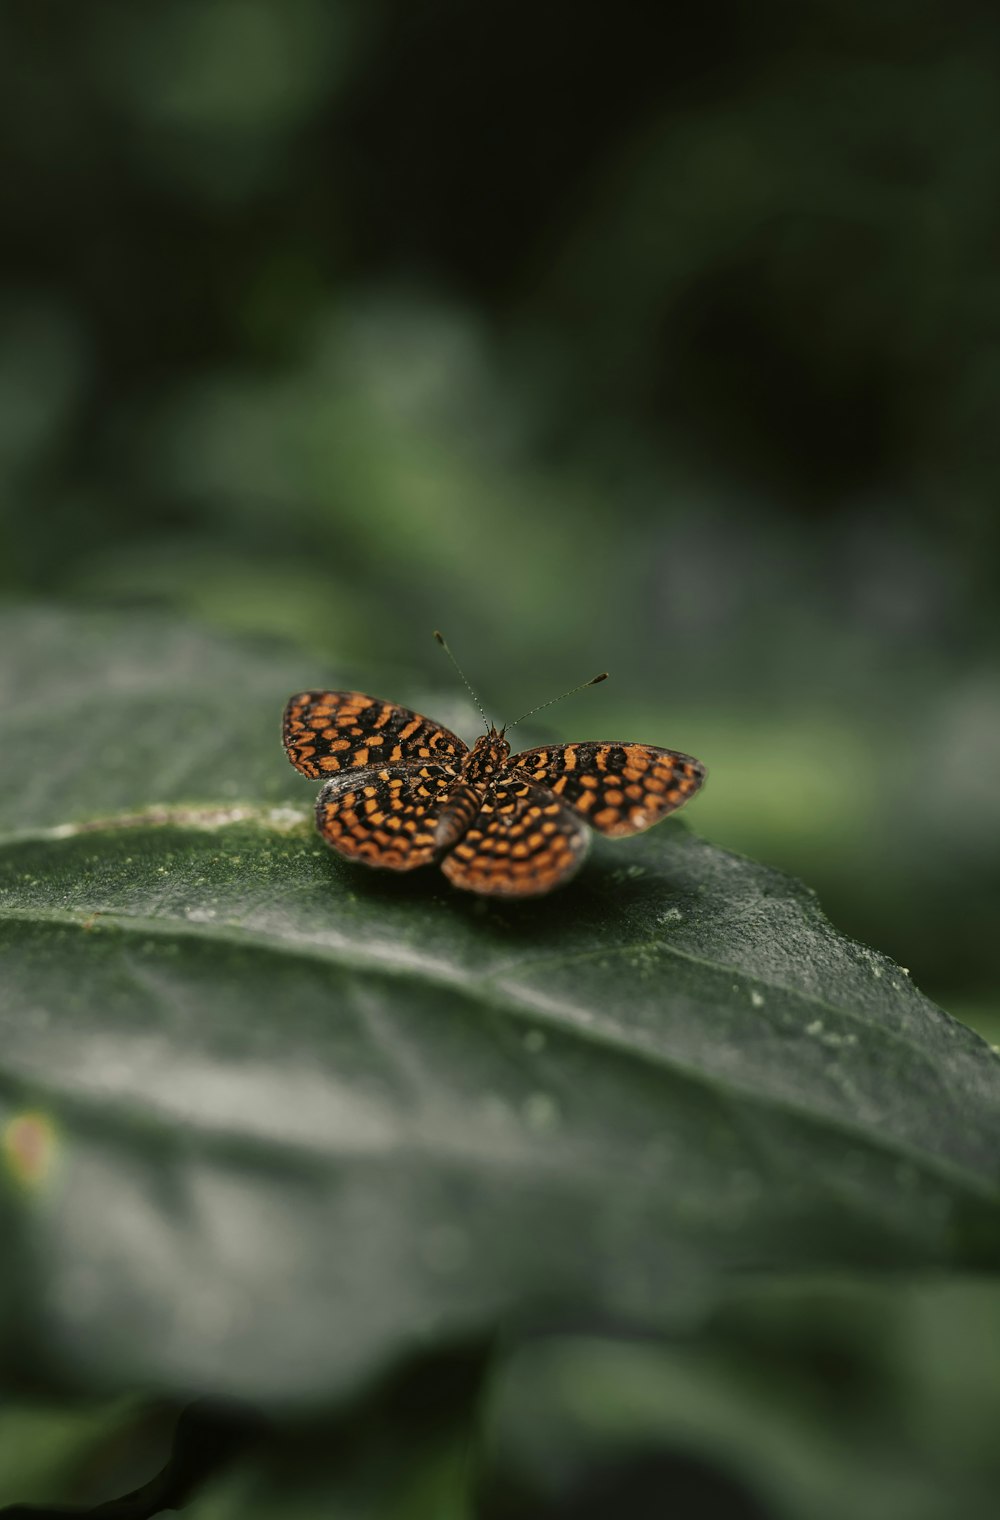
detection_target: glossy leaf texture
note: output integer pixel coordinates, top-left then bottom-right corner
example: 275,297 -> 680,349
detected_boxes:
0,606 -> 998,1407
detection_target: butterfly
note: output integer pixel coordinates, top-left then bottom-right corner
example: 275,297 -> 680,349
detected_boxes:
283,641 -> 705,896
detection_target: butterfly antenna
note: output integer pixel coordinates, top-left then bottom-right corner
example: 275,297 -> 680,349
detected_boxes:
505,671 -> 608,733
433,631 -> 492,731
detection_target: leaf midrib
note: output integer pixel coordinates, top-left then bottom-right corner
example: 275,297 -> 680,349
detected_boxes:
0,839 -> 974,1066
0,817 -> 956,1051
2,904 -> 997,1204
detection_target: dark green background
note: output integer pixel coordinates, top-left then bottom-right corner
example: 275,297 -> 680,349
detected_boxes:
1,2 -> 996,1021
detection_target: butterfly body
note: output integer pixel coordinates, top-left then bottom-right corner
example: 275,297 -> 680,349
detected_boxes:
283,691 -> 705,897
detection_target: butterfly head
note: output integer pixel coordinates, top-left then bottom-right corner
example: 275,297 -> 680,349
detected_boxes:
432,631 -> 608,785
463,728 -> 511,784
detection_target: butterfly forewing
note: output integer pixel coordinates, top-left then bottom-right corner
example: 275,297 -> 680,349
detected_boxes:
316,764 -> 461,871
511,742 -> 706,836
283,690 -> 468,779
441,777 -> 588,897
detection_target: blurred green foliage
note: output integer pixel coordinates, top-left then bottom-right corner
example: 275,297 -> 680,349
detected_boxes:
4,1280 -> 1000,1517
0,0 -> 997,1030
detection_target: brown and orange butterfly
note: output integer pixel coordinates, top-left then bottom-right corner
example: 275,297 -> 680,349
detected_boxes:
282,637 -> 706,897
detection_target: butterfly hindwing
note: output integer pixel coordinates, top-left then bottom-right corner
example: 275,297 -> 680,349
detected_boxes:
511,742 -> 706,836
316,763 -> 462,871
441,776 -> 589,897
283,690 -> 468,779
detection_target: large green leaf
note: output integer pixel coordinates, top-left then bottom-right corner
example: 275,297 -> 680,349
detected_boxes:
9,1279 -> 998,1519
478,1277 -> 1000,1520
0,605 -> 998,1406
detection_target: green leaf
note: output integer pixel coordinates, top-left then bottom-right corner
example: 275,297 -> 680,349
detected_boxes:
0,605 -> 998,1406
0,1392 -> 167,1508
479,1276 -> 1000,1520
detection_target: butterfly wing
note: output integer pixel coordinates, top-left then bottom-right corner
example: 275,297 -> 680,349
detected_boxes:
316,763 -> 463,871
510,742 -> 706,836
283,690 -> 468,779
441,776 -> 589,896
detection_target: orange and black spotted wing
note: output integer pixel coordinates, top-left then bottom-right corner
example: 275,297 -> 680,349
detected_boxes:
283,690 -> 467,780
441,777 -> 589,897
510,742 -> 706,837
316,764 -> 461,871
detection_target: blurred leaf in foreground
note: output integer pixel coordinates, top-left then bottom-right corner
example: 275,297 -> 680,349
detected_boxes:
477,1277 -> 1000,1520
